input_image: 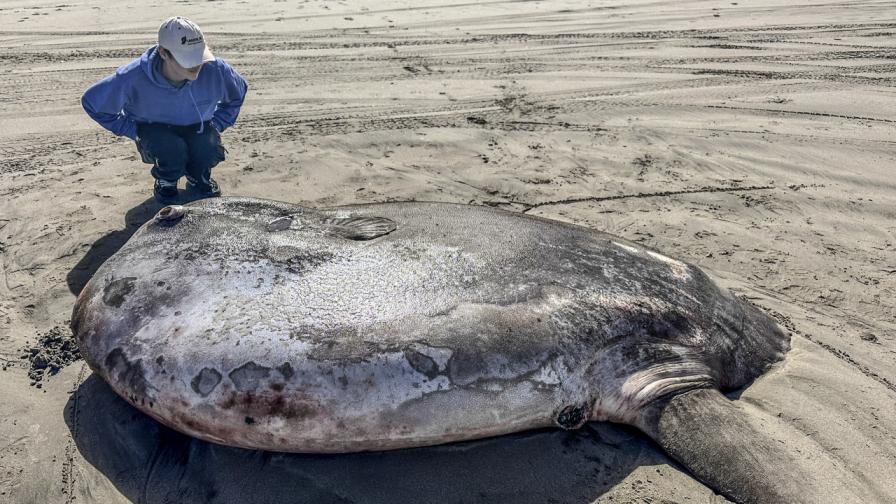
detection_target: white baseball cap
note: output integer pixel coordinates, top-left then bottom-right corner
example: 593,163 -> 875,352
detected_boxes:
158,16 -> 215,68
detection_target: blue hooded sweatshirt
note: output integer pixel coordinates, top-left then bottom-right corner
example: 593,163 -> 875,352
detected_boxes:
81,46 -> 248,140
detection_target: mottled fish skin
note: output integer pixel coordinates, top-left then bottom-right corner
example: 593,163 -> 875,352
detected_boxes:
72,197 -> 788,452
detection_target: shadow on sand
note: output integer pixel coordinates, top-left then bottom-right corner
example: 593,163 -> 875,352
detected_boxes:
66,375 -> 666,504
66,192 -> 208,296
66,197 -> 162,296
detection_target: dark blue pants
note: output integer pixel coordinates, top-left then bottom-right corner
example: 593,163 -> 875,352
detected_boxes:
135,122 -> 225,185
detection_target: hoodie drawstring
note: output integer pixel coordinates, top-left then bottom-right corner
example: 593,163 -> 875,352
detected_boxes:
187,85 -> 205,134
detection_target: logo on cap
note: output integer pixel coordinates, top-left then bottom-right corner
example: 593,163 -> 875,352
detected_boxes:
181,35 -> 204,45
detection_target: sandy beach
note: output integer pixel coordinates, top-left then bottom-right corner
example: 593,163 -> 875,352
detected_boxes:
1,0 -> 895,502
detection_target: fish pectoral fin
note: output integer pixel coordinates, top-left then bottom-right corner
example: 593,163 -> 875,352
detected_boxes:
324,216 -> 397,240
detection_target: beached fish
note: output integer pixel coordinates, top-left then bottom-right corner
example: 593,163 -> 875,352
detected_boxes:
72,197 -> 869,503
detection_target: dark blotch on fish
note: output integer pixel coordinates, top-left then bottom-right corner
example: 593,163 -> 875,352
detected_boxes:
230,361 -> 272,392
102,277 -> 137,308
191,367 -> 223,397
270,248 -> 335,275
404,350 -> 440,380
218,390 -> 318,420
105,347 -> 150,397
277,362 -> 294,380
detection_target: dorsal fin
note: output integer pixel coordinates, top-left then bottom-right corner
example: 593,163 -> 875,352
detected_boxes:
323,216 -> 397,241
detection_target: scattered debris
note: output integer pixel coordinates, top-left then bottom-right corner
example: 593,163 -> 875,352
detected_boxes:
860,332 -> 879,344
21,325 -> 81,388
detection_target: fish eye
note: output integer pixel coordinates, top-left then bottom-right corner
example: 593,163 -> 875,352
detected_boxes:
156,205 -> 186,223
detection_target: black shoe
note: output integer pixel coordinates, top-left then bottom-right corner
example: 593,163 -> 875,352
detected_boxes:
186,177 -> 222,198
153,179 -> 179,204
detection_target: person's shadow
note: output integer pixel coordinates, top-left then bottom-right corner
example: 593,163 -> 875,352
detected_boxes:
67,192 -> 208,296
65,375 -> 669,504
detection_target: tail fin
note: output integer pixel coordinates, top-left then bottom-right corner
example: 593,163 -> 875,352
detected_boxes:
635,388 -> 875,504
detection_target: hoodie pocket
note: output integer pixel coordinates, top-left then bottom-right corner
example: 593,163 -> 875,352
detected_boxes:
135,123 -> 154,164
212,126 -> 226,163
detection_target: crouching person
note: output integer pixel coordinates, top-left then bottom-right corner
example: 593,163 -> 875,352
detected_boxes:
82,16 -> 248,203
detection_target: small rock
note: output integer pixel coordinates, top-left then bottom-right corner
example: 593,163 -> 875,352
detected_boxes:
32,355 -> 48,369
860,332 -> 879,343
